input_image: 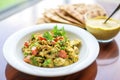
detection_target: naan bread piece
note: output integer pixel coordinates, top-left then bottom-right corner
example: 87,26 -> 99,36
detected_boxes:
86,4 -> 107,18
69,23 -> 85,28
59,3 -> 107,24
75,4 -> 88,15
44,15 -> 85,28
55,9 -> 82,25
74,4 -> 107,16
44,9 -> 72,24
43,16 -> 58,23
59,4 -> 85,24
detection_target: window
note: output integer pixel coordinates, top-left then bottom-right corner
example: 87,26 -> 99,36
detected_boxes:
0,0 -> 41,20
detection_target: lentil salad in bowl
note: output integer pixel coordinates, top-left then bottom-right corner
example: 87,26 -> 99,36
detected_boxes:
3,23 -> 99,77
22,26 -> 81,68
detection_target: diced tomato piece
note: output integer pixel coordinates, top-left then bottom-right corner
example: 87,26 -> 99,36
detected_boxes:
32,50 -> 38,55
24,56 -> 31,63
58,50 -> 67,58
38,36 -> 46,41
31,47 -> 38,55
54,38 -> 58,42
24,41 -> 29,47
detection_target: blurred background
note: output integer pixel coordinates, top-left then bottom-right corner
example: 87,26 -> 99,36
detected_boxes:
0,0 -> 120,22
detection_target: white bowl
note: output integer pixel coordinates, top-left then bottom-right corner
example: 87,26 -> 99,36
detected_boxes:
3,23 -> 99,77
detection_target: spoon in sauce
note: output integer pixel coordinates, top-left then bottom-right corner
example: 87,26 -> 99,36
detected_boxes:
104,3 -> 120,24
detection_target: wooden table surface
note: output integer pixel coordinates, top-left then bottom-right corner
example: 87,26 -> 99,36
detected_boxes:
0,0 -> 120,80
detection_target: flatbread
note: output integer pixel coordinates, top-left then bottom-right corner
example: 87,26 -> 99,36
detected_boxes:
59,4 -> 85,24
86,4 -> 107,18
44,9 -> 72,24
36,3 -> 107,29
43,16 -> 57,23
55,9 -> 82,25
59,4 -> 107,25
44,15 -> 85,28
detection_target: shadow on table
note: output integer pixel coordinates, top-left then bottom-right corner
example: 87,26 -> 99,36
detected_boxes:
5,61 -> 97,80
97,40 -> 119,66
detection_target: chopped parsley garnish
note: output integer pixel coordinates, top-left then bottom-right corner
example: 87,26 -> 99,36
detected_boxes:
53,26 -> 66,37
43,59 -> 51,66
43,32 -> 53,41
30,56 -> 39,66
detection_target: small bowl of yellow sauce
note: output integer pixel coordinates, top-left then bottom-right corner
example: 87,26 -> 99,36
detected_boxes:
85,15 -> 120,43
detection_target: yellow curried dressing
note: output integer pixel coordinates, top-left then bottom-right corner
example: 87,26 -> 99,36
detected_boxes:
86,17 -> 120,40
87,18 -> 120,28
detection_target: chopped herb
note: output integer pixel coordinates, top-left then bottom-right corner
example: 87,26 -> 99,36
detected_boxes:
59,40 -> 65,46
34,42 -> 39,46
43,32 -> 53,41
60,27 -> 66,36
53,26 -> 62,37
23,52 -> 29,57
53,26 -> 67,41
61,46 -> 66,50
43,59 -> 51,66
30,56 -> 39,66
29,42 -> 39,48
31,33 -> 35,39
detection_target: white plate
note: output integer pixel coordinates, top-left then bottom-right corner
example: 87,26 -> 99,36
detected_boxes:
3,23 -> 99,77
